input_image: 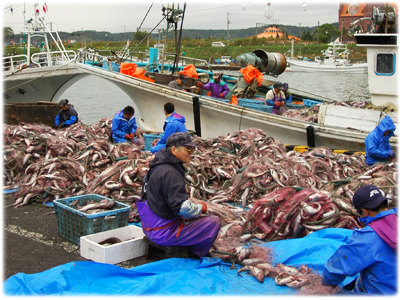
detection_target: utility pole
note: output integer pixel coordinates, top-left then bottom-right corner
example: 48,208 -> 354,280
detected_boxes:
227,12 -> 230,46
299,23 -> 302,56
317,21 -> 320,42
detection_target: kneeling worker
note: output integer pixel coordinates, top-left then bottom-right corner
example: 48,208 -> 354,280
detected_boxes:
112,105 -> 137,143
365,116 -> 396,166
55,99 -> 79,129
322,185 -> 397,295
138,132 -> 221,258
150,102 -> 187,153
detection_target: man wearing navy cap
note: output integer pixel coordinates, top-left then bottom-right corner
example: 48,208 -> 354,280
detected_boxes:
137,132 -> 221,258
322,185 -> 397,295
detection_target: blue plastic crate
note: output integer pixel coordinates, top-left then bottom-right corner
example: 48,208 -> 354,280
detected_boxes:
102,61 -> 120,72
303,99 -> 323,108
286,103 -> 305,109
238,98 -> 266,106
241,103 -> 273,113
54,194 -> 130,245
144,133 -> 162,151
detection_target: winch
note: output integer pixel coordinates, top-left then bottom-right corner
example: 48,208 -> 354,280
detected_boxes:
234,49 -> 286,98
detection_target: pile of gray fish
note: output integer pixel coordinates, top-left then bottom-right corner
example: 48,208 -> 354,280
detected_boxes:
3,121 -> 397,294
282,100 -> 371,123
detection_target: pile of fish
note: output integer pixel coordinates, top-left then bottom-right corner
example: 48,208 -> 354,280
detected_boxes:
281,100 -> 375,123
3,121 -> 397,294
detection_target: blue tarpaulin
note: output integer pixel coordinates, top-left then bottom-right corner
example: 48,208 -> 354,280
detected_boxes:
4,228 -> 357,296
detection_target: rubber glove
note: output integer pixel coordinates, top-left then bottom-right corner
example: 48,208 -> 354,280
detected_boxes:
200,201 -> 207,213
275,101 -> 283,107
59,122 -> 65,129
219,93 -> 224,98
125,133 -> 131,139
388,150 -> 396,157
196,82 -> 203,88
152,139 -> 159,146
129,133 -> 134,139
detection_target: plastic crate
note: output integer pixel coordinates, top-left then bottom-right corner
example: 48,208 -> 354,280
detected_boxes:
286,103 -> 305,110
54,194 -> 130,245
238,98 -> 265,106
303,99 -> 323,108
144,133 -> 162,151
241,103 -> 273,113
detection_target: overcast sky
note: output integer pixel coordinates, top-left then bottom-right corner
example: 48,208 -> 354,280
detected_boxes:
3,0 -> 342,34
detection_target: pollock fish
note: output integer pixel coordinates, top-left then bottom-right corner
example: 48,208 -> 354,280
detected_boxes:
79,199 -> 115,212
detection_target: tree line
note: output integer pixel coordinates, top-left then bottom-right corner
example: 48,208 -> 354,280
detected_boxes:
4,22 -> 349,45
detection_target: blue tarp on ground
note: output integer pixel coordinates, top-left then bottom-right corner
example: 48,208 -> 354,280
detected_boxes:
4,228 -> 357,296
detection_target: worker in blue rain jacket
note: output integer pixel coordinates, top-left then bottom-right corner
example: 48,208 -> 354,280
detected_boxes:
196,72 -> 229,99
55,99 -> 79,129
282,82 -> 292,103
364,116 -> 396,166
138,132 -> 221,258
265,81 -> 286,115
111,105 -> 137,143
322,185 -> 397,295
150,102 -> 187,153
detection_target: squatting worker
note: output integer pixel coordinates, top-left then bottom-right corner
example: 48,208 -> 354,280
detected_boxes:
112,105 -> 137,144
282,82 -> 292,103
150,102 -> 187,153
364,116 -> 396,166
138,132 -> 221,258
196,72 -> 229,99
55,99 -> 78,129
168,75 -> 187,92
265,81 -> 286,115
322,185 -> 397,295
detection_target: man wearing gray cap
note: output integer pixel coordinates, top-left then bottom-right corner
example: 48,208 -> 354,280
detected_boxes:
322,185 -> 397,295
55,99 -> 79,129
265,81 -> 286,115
168,75 -> 188,92
137,132 -> 221,258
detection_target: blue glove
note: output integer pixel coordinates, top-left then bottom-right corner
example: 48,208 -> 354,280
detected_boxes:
388,150 -> 395,157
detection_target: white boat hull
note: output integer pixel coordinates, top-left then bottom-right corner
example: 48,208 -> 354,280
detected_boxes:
3,64 -> 87,104
287,59 -> 368,74
77,63 -> 397,152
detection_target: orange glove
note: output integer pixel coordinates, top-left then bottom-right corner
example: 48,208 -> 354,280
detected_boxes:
129,133 -> 134,139
200,201 -> 207,213
125,134 -> 131,139
196,82 -> 203,88
219,93 -> 224,98
275,101 -> 284,107
152,139 -> 159,146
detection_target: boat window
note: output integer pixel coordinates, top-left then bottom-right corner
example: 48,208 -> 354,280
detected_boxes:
375,52 -> 395,75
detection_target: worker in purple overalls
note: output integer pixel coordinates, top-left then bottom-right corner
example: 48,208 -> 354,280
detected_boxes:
265,81 -> 286,115
137,132 -> 221,258
197,72 -> 230,99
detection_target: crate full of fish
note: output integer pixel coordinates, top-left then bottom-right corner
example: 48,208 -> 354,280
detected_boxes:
143,133 -> 162,151
54,194 -> 130,245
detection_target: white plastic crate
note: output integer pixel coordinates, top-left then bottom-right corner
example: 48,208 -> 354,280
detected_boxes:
80,225 -> 146,264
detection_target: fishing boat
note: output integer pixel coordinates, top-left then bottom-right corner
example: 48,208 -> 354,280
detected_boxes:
286,39 -> 368,74
3,3 -> 85,104
75,3 -> 397,152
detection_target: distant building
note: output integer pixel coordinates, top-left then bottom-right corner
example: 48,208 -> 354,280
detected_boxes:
338,2 -> 398,43
253,27 -> 300,40
68,39 -> 76,44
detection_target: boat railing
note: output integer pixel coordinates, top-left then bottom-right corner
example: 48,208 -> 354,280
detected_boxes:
3,54 -> 29,72
30,50 -> 77,68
